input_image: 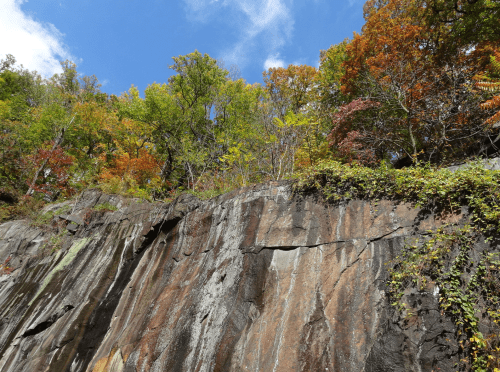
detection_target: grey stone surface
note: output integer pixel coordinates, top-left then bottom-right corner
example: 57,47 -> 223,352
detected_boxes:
447,157 -> 500,172
0,184 -> 491,372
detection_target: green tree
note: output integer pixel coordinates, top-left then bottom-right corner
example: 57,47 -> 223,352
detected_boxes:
316,40 -> 350,124
0,55 -> 46,193
119,51 -> 255,192
214,80 -> 265,187
425,0 -> 500,46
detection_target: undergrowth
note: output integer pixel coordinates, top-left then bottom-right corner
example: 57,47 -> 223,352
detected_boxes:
41,229 -> 68,252
295,159 -> 500,371
162,185 -> 238,203
92,202 -> 118,212
0,196 -> 46,223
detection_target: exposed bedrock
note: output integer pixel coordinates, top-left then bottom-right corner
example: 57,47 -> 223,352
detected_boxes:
0,183 -> 466,371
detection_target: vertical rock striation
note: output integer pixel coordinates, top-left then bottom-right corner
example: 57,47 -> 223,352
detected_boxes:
0,183 -> 470,371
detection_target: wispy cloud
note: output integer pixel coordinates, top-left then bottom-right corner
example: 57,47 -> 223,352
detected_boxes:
183,0 -> 294,71
0,0 -> 75,77
263,54 -> 285,70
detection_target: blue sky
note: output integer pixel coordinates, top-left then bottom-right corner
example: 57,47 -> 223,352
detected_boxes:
1,0 -> 366,96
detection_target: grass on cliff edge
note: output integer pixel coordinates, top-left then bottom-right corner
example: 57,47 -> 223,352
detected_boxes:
295,159 -> 500,233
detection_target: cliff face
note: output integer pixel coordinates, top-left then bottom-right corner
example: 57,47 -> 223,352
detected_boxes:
0,183 -> 465,371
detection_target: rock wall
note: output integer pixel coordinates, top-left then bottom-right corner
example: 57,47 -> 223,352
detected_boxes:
0,183 -> 467,371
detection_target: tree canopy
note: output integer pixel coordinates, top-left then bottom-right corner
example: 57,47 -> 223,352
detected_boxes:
0,0 -> 498,209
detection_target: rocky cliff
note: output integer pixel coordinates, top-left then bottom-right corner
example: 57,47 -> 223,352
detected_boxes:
0,182 -> 477,371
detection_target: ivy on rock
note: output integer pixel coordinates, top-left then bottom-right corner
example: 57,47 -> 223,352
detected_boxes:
295,159 -> 500,371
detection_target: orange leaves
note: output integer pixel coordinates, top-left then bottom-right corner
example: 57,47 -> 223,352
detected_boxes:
477,82 -> 500,94
481,95 -> 500,110
334,0 -> 499,164
342,0 -> 437,95
263,64 -> 318,115
100,149 -> 160,188
344,25 -> 425,94
484,111 -> 500,127
98,115 -> 159,189
476,51 -> 500,126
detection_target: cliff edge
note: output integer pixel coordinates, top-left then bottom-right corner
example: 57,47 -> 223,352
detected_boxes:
0,183 -> 485,371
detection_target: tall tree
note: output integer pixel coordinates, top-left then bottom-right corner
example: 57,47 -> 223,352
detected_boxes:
263,64 -> 318,119
333,0 -> 497,165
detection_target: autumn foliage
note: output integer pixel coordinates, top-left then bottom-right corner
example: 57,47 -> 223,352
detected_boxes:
334,0 -> 500,164
99,149 -> 160,190
0,0 -> 499,210
24,144 -> 74,197
477,51 -> 500,126
263,64 -> 318,117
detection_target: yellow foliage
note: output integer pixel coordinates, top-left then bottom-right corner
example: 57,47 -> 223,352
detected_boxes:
0,100 -> 10,119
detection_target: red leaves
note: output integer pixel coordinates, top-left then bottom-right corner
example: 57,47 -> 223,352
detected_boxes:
330,99 -> 381,128
25,144 -> 74,196
328,98 -> 380,147
327,99 -> 381,165
337,131 -> 377,165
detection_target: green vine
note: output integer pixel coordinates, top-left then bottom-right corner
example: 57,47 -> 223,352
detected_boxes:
295,159 -> 500,371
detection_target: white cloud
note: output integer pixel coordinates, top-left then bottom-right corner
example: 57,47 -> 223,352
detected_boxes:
184,0 -> 294,69
0,0 -> 75,77
263,55 -> 285,70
